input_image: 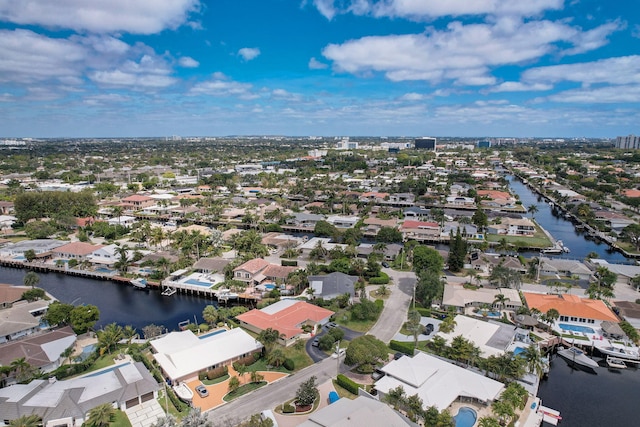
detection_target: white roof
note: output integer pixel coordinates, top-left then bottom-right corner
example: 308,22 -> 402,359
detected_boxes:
299,396 -> 410,427
377,352 -> 504,411
260,298 -> 299,315
437,315 -> 514,358
152,329 -> 263,380
442,285 -> 520,308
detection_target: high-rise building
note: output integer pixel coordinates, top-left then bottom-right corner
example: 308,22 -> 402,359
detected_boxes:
616,135 -> 640,149
415,137 -> 436,151
478,140 -> 491,148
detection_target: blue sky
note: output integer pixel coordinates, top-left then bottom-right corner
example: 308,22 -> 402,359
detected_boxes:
0,0 -> 638,138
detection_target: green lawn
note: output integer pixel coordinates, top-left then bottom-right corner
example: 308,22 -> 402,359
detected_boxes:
486,232 -> 551,248
223,381 -> 267,402
333,308 -> 379,333
111,410 -> 132,427
202,374 -> 230,385
562,334 -> 589,341
283,344 -> 313,370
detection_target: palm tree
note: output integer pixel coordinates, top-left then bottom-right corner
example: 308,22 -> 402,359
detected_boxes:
406,309 -> 423,348
228,375 -> 240,394
97,323 -> 124,354
250,370 -> 264,383
181,408 -> 212,427
492,399 -> 515,425
257,328 -> 281,355
115,244 -> 130,274
438,316 -> 457,334
544,308 -> 560,331
86,403 -> 116,427
477,417 -> 501,427
8,415 -> 42,427
23,271 -> 40,289
527,204 -> 539,219
151,415 -> 177,427
235,363 -> 247,383
10,357 -> 33,383
111,205 -> 124,226
493,293 -> 509,311
266,348 -> 286,367
519,345 -> 545,377
122,325 -> 137,344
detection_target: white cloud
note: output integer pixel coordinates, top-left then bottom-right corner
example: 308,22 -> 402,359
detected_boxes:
312,0 -> 563,20
491,82 -> 553,92
308,57 -> 328,69
399,92 -> 425,101
0,0 -> 200,34
522,55 -> 640,86
548,85 -> 640,103
89,54 -> 177,89
238,47 -> 261,61
178,56 -> 200,68
271,89 -> 302,101
83,93 -> 131,106
189,73 -> 257,99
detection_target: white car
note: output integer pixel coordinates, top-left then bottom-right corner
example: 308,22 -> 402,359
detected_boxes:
332,348 -> 346,358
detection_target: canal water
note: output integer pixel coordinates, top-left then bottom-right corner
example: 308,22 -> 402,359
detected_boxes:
505,175 -> 629,263
538,354 -> 640,427
0,266 -> 216,331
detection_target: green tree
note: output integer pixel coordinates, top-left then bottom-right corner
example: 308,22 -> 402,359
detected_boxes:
43,301 -> 74,326
10,357 -> 34,383
228,376 -> 241,394
519,345 -> 545,377
97,323 -> 124,354
151,415 -> 178,427
23,271 -> 40,289
376,227 -> 403,243
472,208 -> 488,232
21,288 -> 45,302
414,269 -> 445,307
412,245 -> 444,274
477,416 -> 501,427
69,304 -> 100,334
24,249 -> 36,263
295,375 -> 317,406
621,223 -> 640,251
8,415 -> 42,427
266,348 -> 286,367
438,316 -> 457,334
86,403 -> 116,427
447,228 -> 467,272
181,408 -> 212,427
406,309 -> 423,348
257,328 -> 281,355
344,335 -> 388,373
203,305 -> 218,325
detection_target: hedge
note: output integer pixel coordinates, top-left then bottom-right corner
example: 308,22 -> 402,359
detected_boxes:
374,299 -> 384,310
281,259 -> 298,267
389,340 -> 415,356
368,272 -> 390,285
206,365 -> 228,380
337,374 -> 359,394
167,387 -> 188,412
283,358 -> 295,371
283,403 -> 295,413
415,307 -> 431,317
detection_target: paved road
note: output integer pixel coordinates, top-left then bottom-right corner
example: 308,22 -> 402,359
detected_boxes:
208,356 -> 347,426
368,268 -> 416,343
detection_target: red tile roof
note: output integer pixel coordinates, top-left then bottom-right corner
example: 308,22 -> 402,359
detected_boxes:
236,301 -> 334,339
401,220 -> 439,229
523,292 -> 618,322
477,190 -> 512,200
234,258 -> 269,274
122,194 -> 154,202
53,242 -> 103,256
623,189 -> 640,198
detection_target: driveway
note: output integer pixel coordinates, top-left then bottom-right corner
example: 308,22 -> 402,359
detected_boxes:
368,268 -> 416,343
306,326 -> 362,363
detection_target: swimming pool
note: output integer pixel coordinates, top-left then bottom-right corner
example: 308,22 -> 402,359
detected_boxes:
558,323 -> 595,334
198,329 -> 227,339
513,346 -> 526,356
184,278 -> 213,287
454,407 -> 477,427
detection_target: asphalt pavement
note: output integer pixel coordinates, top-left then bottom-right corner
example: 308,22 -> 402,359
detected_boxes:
368,268 -> 416,343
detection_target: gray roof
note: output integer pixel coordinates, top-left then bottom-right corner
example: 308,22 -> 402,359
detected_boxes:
4,239 -> 65,254
0,300 -> 49,337
0,362 -> 159,423
299,395 -> 414,427
192,257 -> 230,272
308,272 -> 358,298
486,321 -> 517,351
0,326 -> 76,370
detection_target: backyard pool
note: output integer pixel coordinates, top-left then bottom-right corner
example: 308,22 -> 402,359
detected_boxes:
184,278 -> 214,287
454,407 -> 477,427
513,346 -> 526,356
558,323 -> 596,334
198,329 -> 227,339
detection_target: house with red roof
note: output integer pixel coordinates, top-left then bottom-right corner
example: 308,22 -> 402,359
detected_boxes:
121,194 -> 155,209
236,300 -> 334,346
233,258 -> 270,284
523,292 -> 619,326
51,242 -> 104,262
400,220 -> 440,241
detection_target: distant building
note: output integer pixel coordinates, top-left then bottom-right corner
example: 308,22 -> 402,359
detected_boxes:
414,137 -> 437,151
616,135 -> 640,149
478,140 -> 492,148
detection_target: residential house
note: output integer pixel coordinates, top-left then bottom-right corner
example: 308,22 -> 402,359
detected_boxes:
192,257 -> 230,274
233,258 -> 269,284
0,362 -> 159,427
375,352 -> 504,411
594,211 -> 636,234
523,292 -> 619,326
308,272 -> 358,300
0,284 -> 28,309
87,244 -> 131,268
442,284 -> 521,313
356,243 -> 403,261
120,194 -> 156,210
236,300 -> 334,346
436,315 -> 519,358
0,239 -> 64,259
0,326 -> 76,383
538,257 -> 592,281
612,301 -> 640,330
445,196 -> 475,208
299,395 -> 412,427
403,207 -> 431,220
386,193 -> 415,206
471,255 -> 525,275
0,201 -> 14,215
361,217 -> 399,236
588,260 -> 640,286
151,328 -> 263,383
487,217 -> 535,236
326,215 -> 359,228
0,300 -> 50,344
51,242 -> 104,263
106,215 -> 137,227
400,220 -> 440,241
285,212 -> 325,228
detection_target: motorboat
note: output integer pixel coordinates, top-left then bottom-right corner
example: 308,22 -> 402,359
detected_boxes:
161,287 -> 177,297
606,356 -> 627,369
217,289 -> 238,301
557,346 -> 599,369
173,382 -> 193,402
594,343 -> 640,361
130,278 -> 147,289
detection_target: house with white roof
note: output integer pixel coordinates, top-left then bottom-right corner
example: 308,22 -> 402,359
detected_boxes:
436,315 -> 518,358
0,362 -> 159,427
299,395 -> 412,427
375,351 -> 504,411
151,328 -> 263,383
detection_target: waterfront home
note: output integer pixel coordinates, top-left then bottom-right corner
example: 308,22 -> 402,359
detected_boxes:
0,299 -> 50,343
537,257 -> 592,281
0,326 -> 76,384
233,258 -> 270,284
471,254 -> 525,275
442,284 -> 522,313
0,239 -> 65,259
436,315 -> 519,358
403,206 -> 431,220
51,242 -> 104,263
589,260 -> 640,286
374,351 -> 504,411
326,215 -> 359,228
400,220 -> 441,241
308,272 -> 358,300
594,211 -> 636,234
236,300 -> 334,346
361,216 -> 399,236
0,362 -> 159,427
299,238 -> 347,256
106,215 -> 137,227
120,194 -> 155,210
151,328 -> 263,383
612,301 -> 640,329
87,244 -> 131,268
192,257 -> 230,274
0,284 -> 27,309
299,395 -> 410,427
487,217 -> 535,236
522,292 -> 619,326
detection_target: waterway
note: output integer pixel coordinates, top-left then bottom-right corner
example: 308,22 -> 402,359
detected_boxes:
538,353 -> 640,427
0,266 -> 216,331
505,175 -> 629,263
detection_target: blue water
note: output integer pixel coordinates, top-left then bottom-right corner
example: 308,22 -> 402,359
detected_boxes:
198,329 -> 227,339
453,407 -> 477,427
184,278 -> 213,287
558,323 -> 596,334
264,284 -> 275,290
95,267 -> 114,273
513,346 -> 526,356
85,361 -> 131,377
75,344 -> 96,362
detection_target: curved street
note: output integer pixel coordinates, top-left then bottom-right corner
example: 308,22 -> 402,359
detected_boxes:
367,268 -> 416,343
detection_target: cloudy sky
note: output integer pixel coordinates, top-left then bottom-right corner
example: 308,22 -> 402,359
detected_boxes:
0,0 -> 638,138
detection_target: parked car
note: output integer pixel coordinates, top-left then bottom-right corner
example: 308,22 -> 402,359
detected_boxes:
371,369 -> 386,380
311,337 -> 320,347
332,348 -> 346,358
381,261 -> 390,268
394,352 -> 404,360
195,385 -> 208,398
325,322 -> 338,329
424,323 -> 434,334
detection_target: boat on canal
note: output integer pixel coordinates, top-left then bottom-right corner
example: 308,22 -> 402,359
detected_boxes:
130,278 -> 147,289
594,343 -> 640,361
558,346 -> 599,370
606,356 -> 627,369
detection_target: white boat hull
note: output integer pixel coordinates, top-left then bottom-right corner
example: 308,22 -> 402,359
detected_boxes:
558,347 -> 599,369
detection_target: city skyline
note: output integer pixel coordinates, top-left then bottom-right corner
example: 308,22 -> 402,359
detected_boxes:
0,0 -> 638,138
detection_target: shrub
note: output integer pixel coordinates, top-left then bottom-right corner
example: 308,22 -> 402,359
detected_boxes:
282,403 -> 295,413
415,307 -> 431,317
390,340 -> 415,356
368,272 -> 390,285
336,374 -> 359,394
283,358 -> 295,371
318,334 -> 336,351
281,259 -> 298,267
328,327 -> 344,341
206,365 -> 228,380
